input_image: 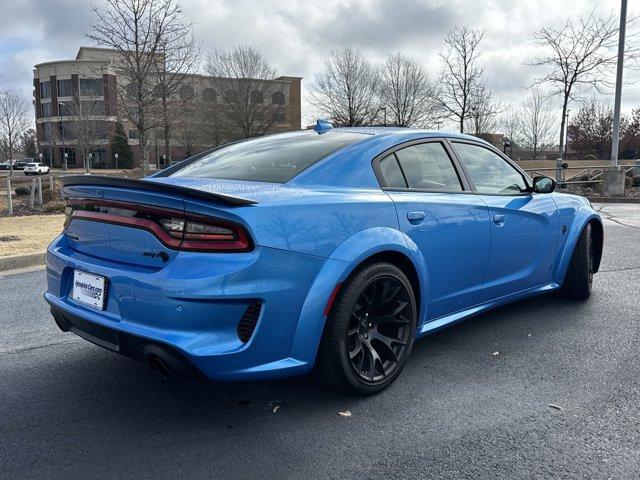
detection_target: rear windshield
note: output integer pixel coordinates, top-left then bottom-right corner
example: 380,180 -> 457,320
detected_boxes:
169,131 -> 367,183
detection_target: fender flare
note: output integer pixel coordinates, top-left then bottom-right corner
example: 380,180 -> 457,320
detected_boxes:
288,227 -> 429,368
554,207 -> 603,284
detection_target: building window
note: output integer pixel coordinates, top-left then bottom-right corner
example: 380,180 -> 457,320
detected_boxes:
202,87 -> 217,102
80,78 -> 104,96
250,90 -> 264,104
179,85 -> 194,100
58,102 -> 73,117
40,81 -> 51,99
128,130 -> 139,139
41,102 -> 52,118
224,89 -> 239,103
57,79 -> 73,97
81,100 -> 105,115
43,122 -> 53,140
273,112 -> 285,123
272,91 -> 285,105
125,83 -> 137,98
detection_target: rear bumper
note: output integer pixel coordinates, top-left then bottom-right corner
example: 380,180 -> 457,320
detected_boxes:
45,234 -> 329,380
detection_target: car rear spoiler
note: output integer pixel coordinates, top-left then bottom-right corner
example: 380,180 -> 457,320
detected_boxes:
59,175 -> 258,206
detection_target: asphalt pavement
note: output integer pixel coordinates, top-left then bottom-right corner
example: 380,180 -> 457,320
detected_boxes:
1,203 -> 639,479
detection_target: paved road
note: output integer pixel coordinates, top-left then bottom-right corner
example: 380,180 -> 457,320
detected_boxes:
1,204 -> 639,479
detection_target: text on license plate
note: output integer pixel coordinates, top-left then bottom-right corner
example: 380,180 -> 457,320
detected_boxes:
72,270 -> 107,310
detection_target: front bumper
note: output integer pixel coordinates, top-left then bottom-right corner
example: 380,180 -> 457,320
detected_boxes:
45,234 -> 328,380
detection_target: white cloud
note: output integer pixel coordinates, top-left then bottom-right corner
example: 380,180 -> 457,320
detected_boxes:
1,0 -> 638,130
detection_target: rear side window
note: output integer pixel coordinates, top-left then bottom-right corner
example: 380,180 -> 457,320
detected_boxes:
378,154 -> 406,188
169,131 -> 366,183
453,143 -> 527,194
394,142 -> 462,191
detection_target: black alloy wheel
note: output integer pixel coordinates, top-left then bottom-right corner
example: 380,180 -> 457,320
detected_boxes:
314,262 -> 417,395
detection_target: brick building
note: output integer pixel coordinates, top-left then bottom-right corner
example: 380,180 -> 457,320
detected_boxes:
33,47 -> 302,168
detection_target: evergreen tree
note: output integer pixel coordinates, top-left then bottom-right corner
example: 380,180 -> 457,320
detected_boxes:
112,121 -> 133,168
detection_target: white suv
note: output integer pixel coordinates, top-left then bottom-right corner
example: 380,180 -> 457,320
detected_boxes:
23,162 -> 50,175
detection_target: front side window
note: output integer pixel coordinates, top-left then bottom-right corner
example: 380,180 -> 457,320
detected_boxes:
453,143 -> 527,194
169,131 -> 366,183
394,142 -> 462,191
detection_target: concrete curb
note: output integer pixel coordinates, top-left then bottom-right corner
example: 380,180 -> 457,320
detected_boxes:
0,252 -> 46,273
587,196 -> 640,204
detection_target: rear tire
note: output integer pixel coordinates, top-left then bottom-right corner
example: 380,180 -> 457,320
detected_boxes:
314,262 -> 417,395
560,223 -> 593,300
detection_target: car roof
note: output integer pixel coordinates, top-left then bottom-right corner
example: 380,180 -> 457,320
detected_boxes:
328,126 -> 493,146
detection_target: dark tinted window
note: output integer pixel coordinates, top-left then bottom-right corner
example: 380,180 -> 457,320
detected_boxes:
395,142 -> 462,191
453,143 -> 527,194
378,154 -> 406,188
80,78 -> 104,96
170,132 -> 366,183
57,79 -> 73,97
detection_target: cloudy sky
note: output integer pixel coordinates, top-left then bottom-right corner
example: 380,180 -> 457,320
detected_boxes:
1,0 -> 638,128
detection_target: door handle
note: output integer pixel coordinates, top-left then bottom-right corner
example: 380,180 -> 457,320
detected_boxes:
407,211 -> 426,224
493,214 -> 506,226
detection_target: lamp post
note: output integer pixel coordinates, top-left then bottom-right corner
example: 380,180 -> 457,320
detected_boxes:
381,107 -> 387,127
114,153 -> 119,170
38,152 -> 43,164
60,119 -> 65,169
603,0 -> 628,195
564,109 -> 570,160
64,152 -> 68,171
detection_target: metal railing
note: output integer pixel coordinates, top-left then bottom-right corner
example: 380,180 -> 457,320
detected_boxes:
523,164 -> 637,184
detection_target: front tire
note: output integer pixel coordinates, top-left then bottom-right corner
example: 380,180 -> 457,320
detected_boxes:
314,262 -> 417,395
560,223 -> 593,300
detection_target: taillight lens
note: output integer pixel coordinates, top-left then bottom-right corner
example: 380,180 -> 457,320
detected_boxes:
66,200 -> 252,252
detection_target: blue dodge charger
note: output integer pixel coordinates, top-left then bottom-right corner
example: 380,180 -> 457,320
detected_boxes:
45,122 -> 603,395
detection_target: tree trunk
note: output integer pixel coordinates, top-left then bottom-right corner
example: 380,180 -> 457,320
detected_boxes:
163,96 -> 171,166
558,95 -> 569,158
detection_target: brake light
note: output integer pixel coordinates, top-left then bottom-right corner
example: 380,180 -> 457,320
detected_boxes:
65,200 -> 252,252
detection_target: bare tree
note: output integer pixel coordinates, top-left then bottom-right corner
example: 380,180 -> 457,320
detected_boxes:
310,46 -> 380,126
438,26 -> 486,133
379,53 -> 440,127
61,98 -> 107,172
529,10 -> 639,156
500,109 -> 522,157
465,84 -> 501,135
87,0 -> 192,172
206,46 -> 283,140
0,90 -> 31,175
519,88 -> 557,159
152,15 -> 200,164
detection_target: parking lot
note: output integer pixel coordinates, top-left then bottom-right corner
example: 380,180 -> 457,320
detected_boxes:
1,203 -> 639,479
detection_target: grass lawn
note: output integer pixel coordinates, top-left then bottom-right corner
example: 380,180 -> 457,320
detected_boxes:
0,214 -> 65,257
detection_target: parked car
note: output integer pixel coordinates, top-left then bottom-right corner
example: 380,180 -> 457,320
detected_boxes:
13,160 -> 29,170
45,123 -> 603,395
0,161 -> 12,170
23,162 -> 50,175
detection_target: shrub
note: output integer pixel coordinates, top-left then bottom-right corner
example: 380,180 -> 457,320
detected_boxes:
42,200 -> 66,214
584,154 -> 597,160
14,186 -> 31,196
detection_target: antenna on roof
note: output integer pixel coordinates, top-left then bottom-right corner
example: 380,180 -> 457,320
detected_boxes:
314,119 -> 333,133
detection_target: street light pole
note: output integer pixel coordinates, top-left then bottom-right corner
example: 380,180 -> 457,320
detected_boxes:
611,0 -> 627,168
604,0 -> 628,195
564,109 -> 570,160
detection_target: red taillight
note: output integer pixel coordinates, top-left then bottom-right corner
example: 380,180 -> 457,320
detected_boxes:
65,200 -> 252,252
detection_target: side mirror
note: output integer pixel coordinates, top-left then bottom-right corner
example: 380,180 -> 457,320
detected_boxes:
532,176 -> 556,194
